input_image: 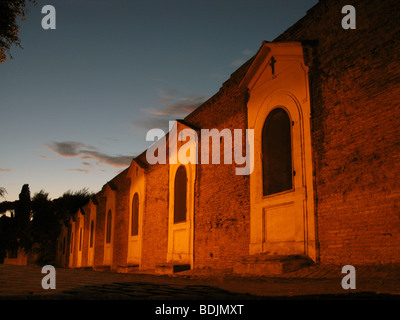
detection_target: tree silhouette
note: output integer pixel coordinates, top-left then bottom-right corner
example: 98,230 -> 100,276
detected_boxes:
0,184 -> 93,265
31,190 -> 57,264
15,184 -> 31,223
0,187 -> 6,198
0,184 -> 29,263
0,0 -> 37,62
53,188 -> 93,223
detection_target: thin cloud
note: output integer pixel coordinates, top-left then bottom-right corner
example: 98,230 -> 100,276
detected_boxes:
48,141 -> 133,168
242,49 -> 253,56
132,90 -> 205,132
82,150 -> 132,168
209,73 -> 227,79
0,168 -> 12,172
39,155 -> 53,160
49,141 -> 86,157
232,58 -> 246,67
151,77 -> 164,82
157,89 -> 180,104
65,169 -> 89,174
145,97 -> 204,117
232,49 -> 253,67
104,137 -> 119,142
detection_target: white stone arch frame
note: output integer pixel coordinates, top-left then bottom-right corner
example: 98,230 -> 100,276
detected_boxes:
167,121 -> 196,267
167,162 -> 195,265
59,222 -> 68,267
127,161 -> 145,267
253,90 -> 305,199
76,209 -> 85,267
129,191 -> 141,236
103,184 -> 116,266
260,104 -> 295,195
250,89 -> 317,260
87,199 -> 97,267
68,218 -> 75,268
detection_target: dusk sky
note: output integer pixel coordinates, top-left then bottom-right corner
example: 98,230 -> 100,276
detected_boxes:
0,0 -> 318,201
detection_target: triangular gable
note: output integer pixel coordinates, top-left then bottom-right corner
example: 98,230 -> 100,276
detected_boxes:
168,120 -> 199,165
144,119 -> 199,166
127,156 -> 148,178
89,196 -> 98,207
78,207 -> 85,216
103,182 -> 117,196
240,41 -> 304,90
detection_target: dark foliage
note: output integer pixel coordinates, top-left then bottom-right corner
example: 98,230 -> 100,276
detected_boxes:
0,0 -> 36,62
0,184 -> 93,265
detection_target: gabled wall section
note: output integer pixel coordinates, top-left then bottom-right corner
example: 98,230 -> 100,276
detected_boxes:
241,41 -> 316,261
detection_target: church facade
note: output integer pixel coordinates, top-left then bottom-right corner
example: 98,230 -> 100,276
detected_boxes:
56,0 -> 400,272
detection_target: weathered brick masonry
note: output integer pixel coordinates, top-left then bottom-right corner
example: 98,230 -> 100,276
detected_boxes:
111,171 -> 130,269
140,162 -> 170,270
93,186 -> 107,267
184,64 -> 252,269
274,0 -> 400,264
57,0 -> 400,271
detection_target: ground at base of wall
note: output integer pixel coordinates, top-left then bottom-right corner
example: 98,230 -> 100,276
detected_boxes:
0,263 -> 399,299
148,263 -> 400,297
170,263 -> 399,279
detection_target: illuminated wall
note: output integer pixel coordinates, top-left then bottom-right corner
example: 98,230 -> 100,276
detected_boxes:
57,0 -> 400,270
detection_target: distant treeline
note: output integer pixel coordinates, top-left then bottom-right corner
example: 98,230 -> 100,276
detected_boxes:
0,184 -> 94,265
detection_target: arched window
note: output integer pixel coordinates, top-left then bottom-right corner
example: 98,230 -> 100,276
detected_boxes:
262,107 -> 293,196
79,227 -> 82,251
106,210 -> 112,244
174,166 -> 187,223
90,220 -> 94,248
131,193 -> 139,236
70,232 -> 74,253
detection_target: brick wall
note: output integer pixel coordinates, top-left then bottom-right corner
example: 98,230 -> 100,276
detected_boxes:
57,0 -> 400,269
275,0 -> 400,264
140,163 -> 170,269
81,208 -> 89,267
93,191 -> 106,267
185,65 -> 252,269
111,170 -> 130,269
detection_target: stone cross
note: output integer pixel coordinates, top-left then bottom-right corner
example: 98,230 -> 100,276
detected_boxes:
269,56 -> 277,75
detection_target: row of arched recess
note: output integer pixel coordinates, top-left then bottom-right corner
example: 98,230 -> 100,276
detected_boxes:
60,106 -> 295,267
103,106 -> 293,246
